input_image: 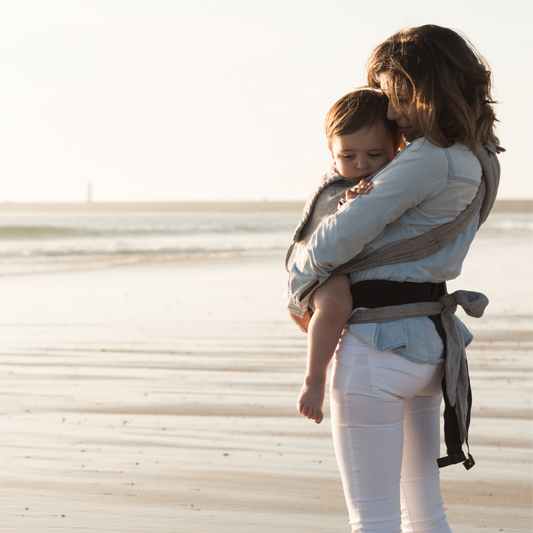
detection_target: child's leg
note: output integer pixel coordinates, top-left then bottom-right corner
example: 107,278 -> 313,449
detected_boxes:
298,275 -> 352,424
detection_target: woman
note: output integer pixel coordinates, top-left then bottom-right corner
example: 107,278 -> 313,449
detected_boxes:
286,25 -> 503,532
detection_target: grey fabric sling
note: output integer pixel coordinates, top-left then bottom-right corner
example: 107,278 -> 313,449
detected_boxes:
331,141 -> 499,276
341,141 -> 499,461
287,140 -> 501,467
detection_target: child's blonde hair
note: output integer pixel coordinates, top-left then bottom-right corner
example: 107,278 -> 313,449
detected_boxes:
324,90 -> 403,152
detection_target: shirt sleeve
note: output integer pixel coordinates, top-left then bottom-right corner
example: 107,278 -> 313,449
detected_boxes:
285,141 -> 450,315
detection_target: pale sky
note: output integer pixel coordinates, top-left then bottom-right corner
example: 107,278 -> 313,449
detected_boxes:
0,0 -> 530,202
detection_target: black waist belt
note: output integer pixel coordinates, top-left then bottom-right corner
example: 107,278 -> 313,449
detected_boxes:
350,279 -> 446,307
350,280 -> 447,348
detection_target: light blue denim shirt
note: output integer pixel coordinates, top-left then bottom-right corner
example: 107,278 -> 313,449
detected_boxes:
285,138 -> 483,363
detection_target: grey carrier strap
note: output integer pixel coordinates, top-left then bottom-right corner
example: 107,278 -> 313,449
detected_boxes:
290,141 -> 500,469
330,141 -> 499,277
341,141 -> 499,469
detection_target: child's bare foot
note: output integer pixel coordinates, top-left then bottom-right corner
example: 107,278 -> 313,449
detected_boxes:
297,379 -> 326,424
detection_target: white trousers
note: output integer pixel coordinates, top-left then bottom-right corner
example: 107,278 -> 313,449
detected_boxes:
330,330 -> 452,533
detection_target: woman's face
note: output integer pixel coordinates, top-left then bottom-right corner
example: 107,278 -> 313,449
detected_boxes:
380,74 -> 421,143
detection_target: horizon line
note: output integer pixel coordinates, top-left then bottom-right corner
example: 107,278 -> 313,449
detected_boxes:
0,199 -> 530,213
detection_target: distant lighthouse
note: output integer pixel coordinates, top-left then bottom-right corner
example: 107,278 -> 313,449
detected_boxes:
87,182 -> 92,203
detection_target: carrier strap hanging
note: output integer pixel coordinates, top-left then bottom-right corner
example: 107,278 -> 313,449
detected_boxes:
438,368 -> 475,470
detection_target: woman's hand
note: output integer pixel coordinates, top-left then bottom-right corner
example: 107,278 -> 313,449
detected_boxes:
345,179 -> 372,202
289,310 -> 312,333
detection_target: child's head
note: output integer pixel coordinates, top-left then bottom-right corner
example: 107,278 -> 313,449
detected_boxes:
324,90 -> 402,179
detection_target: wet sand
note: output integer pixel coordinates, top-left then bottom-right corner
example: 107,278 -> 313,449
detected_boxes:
0,238 -> 531,531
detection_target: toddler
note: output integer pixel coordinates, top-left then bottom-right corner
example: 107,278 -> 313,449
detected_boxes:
293,90 -> 402,424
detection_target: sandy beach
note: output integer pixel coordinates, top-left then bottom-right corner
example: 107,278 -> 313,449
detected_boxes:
0,228 -> 531,532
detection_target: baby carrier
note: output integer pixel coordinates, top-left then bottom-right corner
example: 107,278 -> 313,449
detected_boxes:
286,141 -> 501,470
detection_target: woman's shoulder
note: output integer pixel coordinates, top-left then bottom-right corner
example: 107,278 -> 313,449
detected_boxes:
398,138 -> 481,182
396,137 -> 448,166
401,138 -> 474,157
379,138 -> 449,185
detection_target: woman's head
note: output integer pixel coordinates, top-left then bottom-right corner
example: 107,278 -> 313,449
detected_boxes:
367,25 -> 504,152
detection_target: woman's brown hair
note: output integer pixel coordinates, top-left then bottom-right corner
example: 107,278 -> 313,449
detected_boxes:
367,25 -> 504,153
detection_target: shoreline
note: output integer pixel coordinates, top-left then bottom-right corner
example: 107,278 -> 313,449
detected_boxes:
0,198 -> 530,213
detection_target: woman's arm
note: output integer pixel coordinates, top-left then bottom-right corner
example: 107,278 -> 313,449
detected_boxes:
285,141 -> 452,316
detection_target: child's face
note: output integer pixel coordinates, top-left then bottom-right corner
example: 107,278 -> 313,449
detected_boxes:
330,122 -> 396,180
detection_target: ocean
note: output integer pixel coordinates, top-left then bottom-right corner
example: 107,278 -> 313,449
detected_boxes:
0,210 -> 529,276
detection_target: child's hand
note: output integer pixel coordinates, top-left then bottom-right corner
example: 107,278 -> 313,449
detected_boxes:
345,179 -> 372,202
